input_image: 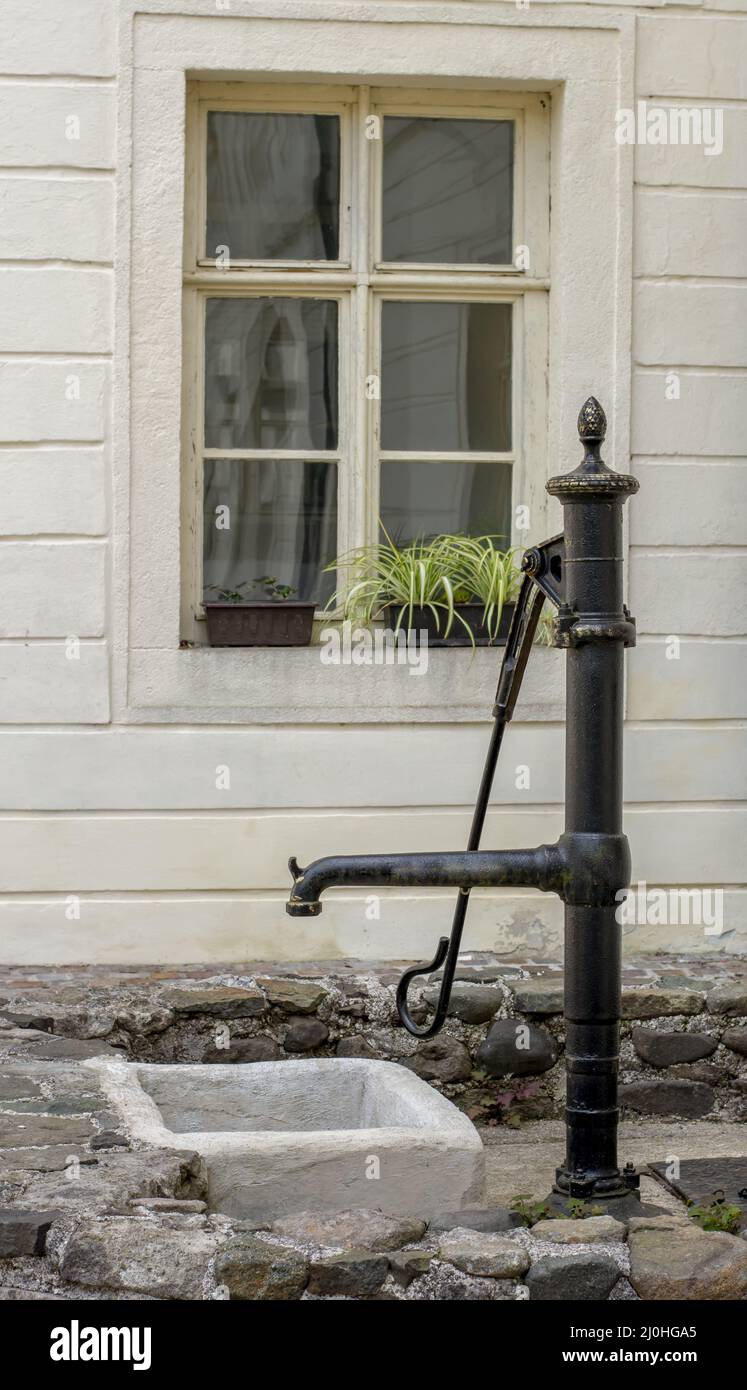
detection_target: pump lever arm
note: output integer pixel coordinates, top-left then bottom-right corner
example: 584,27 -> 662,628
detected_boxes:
396,561 -> 553,1038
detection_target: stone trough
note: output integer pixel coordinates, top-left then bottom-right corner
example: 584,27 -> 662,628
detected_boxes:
88,1057 -> 484,1222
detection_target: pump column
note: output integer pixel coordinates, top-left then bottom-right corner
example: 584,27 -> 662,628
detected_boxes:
547,398 -> 639,1202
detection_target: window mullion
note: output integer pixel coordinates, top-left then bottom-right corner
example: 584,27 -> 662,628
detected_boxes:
345,87 -> 375,561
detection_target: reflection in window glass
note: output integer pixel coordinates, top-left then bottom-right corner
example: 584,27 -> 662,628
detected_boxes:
381,301 -> 511,453
382,117 -> 513,264
206,112 -> 340,260
203,458 -> 337,605
380,460 -> 512,546
204,298 -> 338,451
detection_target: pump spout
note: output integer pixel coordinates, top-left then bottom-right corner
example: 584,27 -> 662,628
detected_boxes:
286,845 -> 563,917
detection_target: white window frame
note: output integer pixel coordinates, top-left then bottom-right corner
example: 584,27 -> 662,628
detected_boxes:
119,4 -> 633,725
181,81 -> 550,639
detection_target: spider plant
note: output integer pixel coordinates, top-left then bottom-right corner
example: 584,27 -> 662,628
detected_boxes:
325,534 -> 469,637
446,535 -> 522,640
325,531 -> 521,645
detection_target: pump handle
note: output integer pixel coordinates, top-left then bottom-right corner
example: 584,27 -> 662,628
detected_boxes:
395,564 -> 552,1037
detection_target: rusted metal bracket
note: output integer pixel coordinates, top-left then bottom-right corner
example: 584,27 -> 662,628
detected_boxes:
521,532 -> 565,609
554,605 -> 637,649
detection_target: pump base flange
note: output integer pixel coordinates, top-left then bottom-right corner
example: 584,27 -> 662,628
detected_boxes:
543,1189 -> 668,1221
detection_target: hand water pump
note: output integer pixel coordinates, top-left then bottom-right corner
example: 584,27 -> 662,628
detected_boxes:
287,398 -> 641,1208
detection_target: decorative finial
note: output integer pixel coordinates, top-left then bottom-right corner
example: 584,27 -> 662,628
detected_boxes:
547,394 -> 637,497
577,396 -> 606,444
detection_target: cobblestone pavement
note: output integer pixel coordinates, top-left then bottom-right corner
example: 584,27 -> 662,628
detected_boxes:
0,1048 -> 745,1302
1,954 -> 745,1300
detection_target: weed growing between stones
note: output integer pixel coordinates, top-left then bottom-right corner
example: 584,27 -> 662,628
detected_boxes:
687,1196 -> 742,1234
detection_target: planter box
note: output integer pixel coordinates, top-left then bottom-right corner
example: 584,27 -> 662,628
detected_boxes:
383,601 -> 515,647
204,600 -> 316,647
90,1058 -> 485,1222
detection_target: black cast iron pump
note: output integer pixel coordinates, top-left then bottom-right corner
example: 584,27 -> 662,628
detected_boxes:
287,397 -> 640,1208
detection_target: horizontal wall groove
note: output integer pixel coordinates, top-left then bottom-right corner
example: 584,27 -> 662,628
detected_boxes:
631,544 -> 747,555
631,456 -> 747,465
0,534 -> 108,544
0,537 -> 107,546
634,276 -> 747,287
0,719 -> 742,733
0,440 -> 107,449
0,807 -> 568,821
635,185 -> 747,198
0,76 -> 116,87
634,364 -> 747,373
0,802 -> 743,820
628,461 -> 745,472
625,720 -> 747,730
636,185 -> 747,195
0,167 -> 114,178
634,364 -> 747,376
0,352 -> 112,362
0,260 -> 113,270
637,102 -> 747,114
0,637 -> 106,647
0,886 -> 743,904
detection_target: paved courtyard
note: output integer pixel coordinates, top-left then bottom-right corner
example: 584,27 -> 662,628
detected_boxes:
1,954 -> 745,1300
482,1120 -> 747,1209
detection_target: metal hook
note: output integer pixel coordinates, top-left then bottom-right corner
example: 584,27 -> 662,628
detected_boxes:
395,935 -> 451,1039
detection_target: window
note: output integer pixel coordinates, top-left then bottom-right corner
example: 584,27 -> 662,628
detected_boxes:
182,85 -> 549,636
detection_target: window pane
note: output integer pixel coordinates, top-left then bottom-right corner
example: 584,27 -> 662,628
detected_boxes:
380,460 -> 512,546
380,301 -> 511,452
203,458 -> 337,605
206,112 -> 340,260
204,297 -> 338,451
382,117 -> 513,264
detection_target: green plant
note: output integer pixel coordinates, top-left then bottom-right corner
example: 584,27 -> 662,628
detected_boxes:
325,535 -> 467,637
688,1195 -> 742,1233
325,531 -> 520,645
441,534 -> 521,640
204,585 -> 249,603
509,1194 -> 551,1227
253,575 -> 297,600
558,1198 -> 605,1220
205,576 -> 297,603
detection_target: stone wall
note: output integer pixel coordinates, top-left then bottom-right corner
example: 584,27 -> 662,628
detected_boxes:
2,957 -> 745,1124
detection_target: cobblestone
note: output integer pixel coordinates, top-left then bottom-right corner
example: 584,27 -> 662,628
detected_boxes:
0,956 -> 744,1301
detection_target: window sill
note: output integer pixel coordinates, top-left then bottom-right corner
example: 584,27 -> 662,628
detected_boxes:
127,643 -> 565,724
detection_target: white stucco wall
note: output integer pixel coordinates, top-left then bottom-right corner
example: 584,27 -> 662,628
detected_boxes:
0,0 -> 744,964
